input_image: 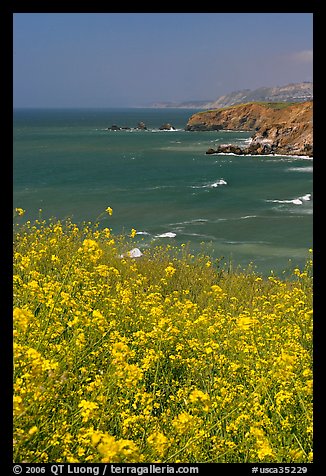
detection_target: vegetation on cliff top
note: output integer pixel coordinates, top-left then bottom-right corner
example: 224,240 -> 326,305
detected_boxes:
13,209 -> 313,463
195,101 -> 303,115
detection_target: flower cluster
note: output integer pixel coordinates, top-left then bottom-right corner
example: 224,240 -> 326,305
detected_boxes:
13,214 -> 313,463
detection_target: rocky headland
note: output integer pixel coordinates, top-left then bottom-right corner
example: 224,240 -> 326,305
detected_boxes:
186,101 -> 313,157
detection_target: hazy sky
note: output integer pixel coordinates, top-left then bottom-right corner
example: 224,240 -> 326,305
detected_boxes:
13,13 -> 313,108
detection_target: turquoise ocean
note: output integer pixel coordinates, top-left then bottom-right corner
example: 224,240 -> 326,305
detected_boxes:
13,108 -> 313,275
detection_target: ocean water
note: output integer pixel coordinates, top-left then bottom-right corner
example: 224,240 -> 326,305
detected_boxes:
13,108 -> 313,275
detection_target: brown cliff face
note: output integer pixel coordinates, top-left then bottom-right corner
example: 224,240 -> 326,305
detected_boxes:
186,102 -> 313,156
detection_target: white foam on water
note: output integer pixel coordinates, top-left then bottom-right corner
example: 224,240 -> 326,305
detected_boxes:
300,194 -> 311,201
266,194 -> 311,206
287,166 -> 313,173
210,179 -> 227,187
226,240 -> 271,245
168,218 -> 208,226
191,179 -> 227,189
213,152 -> 239,156
151,128 -> 183,133
265,154 -> 313,160
136,231 -> 150,236
214,152 -> 313,159
267,199 -> 302,205
292,199 -> 303,205
238,137 -> 253,144
181,232 -> 217,240
155,232 -> 176,238
223,129 -> 249,133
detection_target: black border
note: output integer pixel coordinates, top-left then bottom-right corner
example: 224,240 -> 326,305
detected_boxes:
4,2 -> 320,474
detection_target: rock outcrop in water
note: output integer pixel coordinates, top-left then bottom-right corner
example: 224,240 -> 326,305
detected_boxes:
107,121 -> 177,131
107,122 -> 148,131
186,101 -> 313,157
136,122 -> 147,130
107,124 -> 131,131
159,123 -> 176,130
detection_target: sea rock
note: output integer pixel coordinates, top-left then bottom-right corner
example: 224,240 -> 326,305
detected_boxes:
136,121 -> 147,130
206,148 -> 217,155
159,123 -> 176,130
206,145 -> 243,155
107,125 -> 131,131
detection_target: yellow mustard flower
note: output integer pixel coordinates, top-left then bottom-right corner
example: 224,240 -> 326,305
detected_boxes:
14,207 -> 26,216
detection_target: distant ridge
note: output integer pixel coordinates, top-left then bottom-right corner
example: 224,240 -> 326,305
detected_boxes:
151,82 -> 313,109
150,100 -> 214,109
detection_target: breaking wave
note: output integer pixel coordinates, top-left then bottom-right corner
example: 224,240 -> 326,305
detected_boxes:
266,194 -> 311,206
191,179 -> 227,189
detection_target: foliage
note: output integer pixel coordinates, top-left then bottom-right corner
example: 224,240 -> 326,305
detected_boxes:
13,211 -> 313,463
200,102 -> 299,115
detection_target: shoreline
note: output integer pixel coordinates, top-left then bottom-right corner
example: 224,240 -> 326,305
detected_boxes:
207,151 -> 313,159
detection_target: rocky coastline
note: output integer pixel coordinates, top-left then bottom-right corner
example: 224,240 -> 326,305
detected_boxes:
105,101 -> 313,157
186,101 -> 313,157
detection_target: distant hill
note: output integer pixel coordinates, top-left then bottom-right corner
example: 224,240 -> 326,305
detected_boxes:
151,82 -> 313,109
207,82 -> 313,109
150,100 -> 213,109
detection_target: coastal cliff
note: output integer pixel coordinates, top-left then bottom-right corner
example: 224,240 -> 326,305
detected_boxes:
186,101 -> 313,157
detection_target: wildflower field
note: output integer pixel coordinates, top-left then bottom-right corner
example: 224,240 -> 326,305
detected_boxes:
13,210 -> 313,463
